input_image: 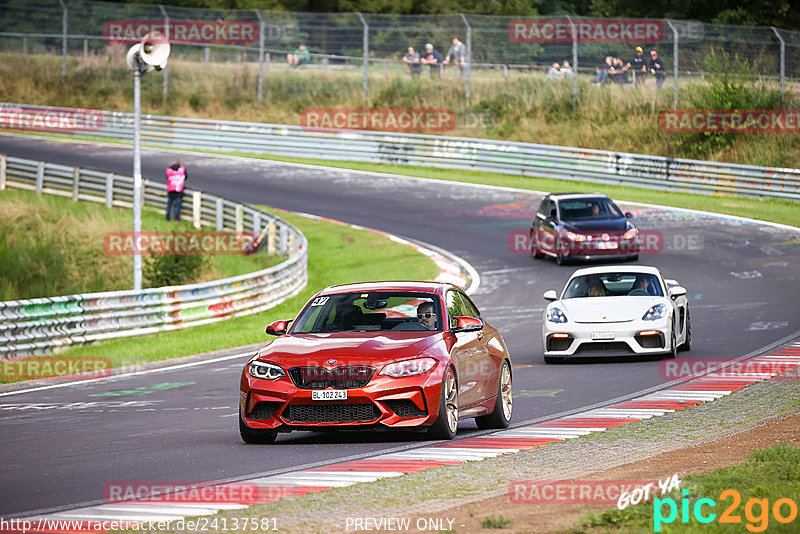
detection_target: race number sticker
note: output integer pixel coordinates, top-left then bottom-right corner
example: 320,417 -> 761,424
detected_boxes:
310,296 -> 329,306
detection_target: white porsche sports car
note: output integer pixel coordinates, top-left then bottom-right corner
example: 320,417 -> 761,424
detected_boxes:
542,266 -> 691,363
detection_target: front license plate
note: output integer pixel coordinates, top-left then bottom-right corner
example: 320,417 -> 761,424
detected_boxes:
312,390 -> 348,401
596,241 -> 618,250
592,332 -> 615,340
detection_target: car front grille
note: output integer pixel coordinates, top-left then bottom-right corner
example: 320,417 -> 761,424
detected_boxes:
547,335 -> 573,352
248,401 -> 283,420
574,341 -> 631,355
288,366 -> 375,389
384,399 -> 427,418
283,403 -> 381,423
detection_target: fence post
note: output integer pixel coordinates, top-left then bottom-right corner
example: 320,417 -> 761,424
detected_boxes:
204,46 -> 209,67
35,161 -> 44,194
255,10 -> 265,102
771,27 -> 785,109
72,167 -> 80,201
666,20 -> 679,110
159,5 -> 169,107
567,16 -> 578,108
235,204 -> 243,234
357,12 -> 368,100
460,14 -> 472,101
191,191 -> 201,228
105,173 -> 114,208
267,220 -> 277,255
0,155 -> 6,191
252,211 -> 261,236
266,52 -> 270,75
58,0 -> 67,83
215,198 -> 223,230
22,36 -> 27,55
83,39 -> 88,58
280,225 -> 289,255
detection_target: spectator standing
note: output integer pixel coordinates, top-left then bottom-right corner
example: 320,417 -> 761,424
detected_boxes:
560,60 -> 573,78
546,62 -> 562,79
287,44 -> 310,68
629,46 -> 647,85
650,50 -> 666,89
420,43 -> 443,78
402,46 -> 422,77
165,159 -> 186,221
443,37 -> 466,76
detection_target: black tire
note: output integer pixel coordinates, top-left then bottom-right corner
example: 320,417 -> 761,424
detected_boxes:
475,360 -> 513,430
239,412 -> 278,444
667,329 -> 677,359
427,367 -> 458,440
531,233 -> 544,259
555,239 -> 567,266
544,355 -> 564,364
679,309 -> 692,351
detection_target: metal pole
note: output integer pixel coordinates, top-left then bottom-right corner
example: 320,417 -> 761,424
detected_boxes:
460,14 -> 472,101
771,27 -> 785,109
159,5 -> 169,107
568,16 -> 578,107
255,10 -> 265,102
666,20 -> 679,110
58,0 -> 67,82
357,12 -> 368,100
133,67 -> 143,291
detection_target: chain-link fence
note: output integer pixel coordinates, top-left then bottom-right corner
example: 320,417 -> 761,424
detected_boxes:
1,0 -> 798,108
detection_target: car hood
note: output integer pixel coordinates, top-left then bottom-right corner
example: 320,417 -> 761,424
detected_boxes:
256,331 -> 441,367
562,218 -> 629,233
559,297 -> 661,323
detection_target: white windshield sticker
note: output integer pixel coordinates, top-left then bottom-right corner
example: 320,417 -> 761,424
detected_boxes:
310,296 -> 329,306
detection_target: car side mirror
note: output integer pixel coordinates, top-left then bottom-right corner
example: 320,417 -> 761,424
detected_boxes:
266,319 -> 292,336
625,212 -> 634,219
543,290 -> 558,301
451,316 -> 483,333
669,286 -> 687,299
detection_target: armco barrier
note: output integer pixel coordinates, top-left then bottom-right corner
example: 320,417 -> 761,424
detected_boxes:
2,103 -> 798,201
0,155 -> 308,357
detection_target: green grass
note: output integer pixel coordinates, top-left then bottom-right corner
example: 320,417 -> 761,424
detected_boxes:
578,443 -> 800,533
480,515 -> 514,529
57,209 -> 439,368
0,188 -> 276,300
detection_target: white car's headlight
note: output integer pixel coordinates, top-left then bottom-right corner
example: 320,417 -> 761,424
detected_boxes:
248,361 -> 286,380
379,357 -> 436,378
642,303 -> 667,321
547,307 -> 568,324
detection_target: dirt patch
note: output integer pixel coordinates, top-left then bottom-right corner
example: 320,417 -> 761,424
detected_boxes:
411,412 -> 800,534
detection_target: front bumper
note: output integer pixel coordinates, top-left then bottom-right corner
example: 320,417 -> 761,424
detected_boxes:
543,317 -> 672,357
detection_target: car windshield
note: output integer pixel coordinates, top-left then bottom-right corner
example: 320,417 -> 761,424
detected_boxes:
563,273 -> 663,298
559,198 -> 623,221
290,292 -> 442,333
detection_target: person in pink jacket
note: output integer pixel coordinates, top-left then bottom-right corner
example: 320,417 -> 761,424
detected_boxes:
165,159 -> 187,221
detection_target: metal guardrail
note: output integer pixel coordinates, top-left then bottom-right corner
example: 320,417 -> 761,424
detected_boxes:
0,154 -> 308,357
3,103 -> 797,201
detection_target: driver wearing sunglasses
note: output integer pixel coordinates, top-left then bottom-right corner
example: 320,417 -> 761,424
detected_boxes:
416,302 -> 437,330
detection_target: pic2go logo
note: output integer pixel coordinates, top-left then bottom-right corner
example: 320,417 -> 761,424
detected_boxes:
654,489 -> 798,532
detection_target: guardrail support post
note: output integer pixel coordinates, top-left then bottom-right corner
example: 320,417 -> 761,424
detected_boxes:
192,191 -> 202,229
280,225 -> 288,255
254,10 -> 265,102
357,12 -> 368,101
252,212 -> 261,236
267,220 -> 277,255
666,20 -> 679,110
36,161 -> 44,194
105,173 -> 114,208
0,155 -> 6,191
72,167 -> 80,201
771,27 -> 785,109
286,231 -> 294,257
215,198 -> 223,230
235,204 -> 243,235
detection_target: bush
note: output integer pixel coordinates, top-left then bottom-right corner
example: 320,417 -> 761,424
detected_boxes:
143,249 -> 208,288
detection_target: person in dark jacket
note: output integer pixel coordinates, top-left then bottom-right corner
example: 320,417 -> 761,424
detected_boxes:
165,159 -> 187,221
649,50 -> 666,89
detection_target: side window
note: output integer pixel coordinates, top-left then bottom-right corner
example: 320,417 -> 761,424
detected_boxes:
459,292 -> 481,319
445,290 -> 468,328
537,199 -> 550,217
549,201 -> 558,220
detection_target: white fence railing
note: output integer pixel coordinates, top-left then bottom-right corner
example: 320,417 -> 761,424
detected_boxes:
2,103 -> 797,201
0,154 -> 308,357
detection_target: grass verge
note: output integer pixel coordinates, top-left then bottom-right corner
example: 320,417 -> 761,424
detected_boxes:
55,209 -> 439,369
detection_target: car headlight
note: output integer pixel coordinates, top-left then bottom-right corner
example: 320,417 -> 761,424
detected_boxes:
547,306 -> 568,324
623,228 -> 638,240
379,357 -> 436,378
642,303 -> 667,321
248,361 -> 286,380
565,231 -> 589,242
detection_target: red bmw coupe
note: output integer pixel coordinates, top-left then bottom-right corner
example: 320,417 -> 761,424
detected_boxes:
239,281 -> 513,443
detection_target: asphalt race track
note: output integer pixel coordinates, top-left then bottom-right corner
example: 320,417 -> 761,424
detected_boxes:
1,135 -> 799,518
